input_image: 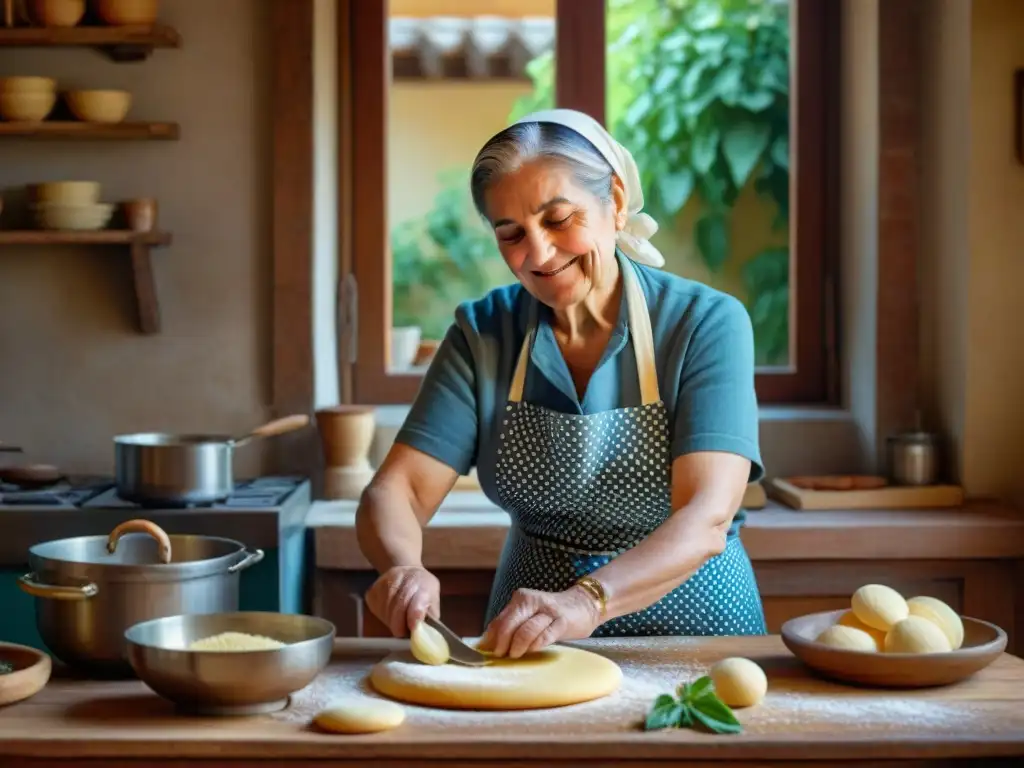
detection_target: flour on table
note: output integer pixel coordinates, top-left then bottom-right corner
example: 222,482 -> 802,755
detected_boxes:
272,644 -> 992,735
274,646 -> 708,732
754,691 -> 988,731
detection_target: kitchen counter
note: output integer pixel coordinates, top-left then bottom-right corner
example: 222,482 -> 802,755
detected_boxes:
1,636 -> 1022,766
310,495 -> 1024,567
309,497 -> 1024,653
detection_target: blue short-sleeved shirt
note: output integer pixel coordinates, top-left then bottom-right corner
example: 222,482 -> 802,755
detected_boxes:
395,250 -> 764,533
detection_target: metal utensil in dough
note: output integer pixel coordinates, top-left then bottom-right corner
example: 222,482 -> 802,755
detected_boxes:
424,615 -> 489,667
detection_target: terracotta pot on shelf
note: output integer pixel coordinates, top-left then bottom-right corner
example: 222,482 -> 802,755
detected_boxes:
315,406 -> 376,500
122,198 -> 157,232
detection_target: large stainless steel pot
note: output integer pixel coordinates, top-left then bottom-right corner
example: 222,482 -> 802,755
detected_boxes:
114,413 -> 309,506
17,520 -> 263,676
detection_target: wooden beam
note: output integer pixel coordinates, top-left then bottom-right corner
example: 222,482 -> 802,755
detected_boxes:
555,0 -> 605,123
271,0 -> 317,476
876,0 -> 922,454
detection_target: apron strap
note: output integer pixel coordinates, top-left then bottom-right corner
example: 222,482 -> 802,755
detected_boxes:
621,256 -> 661,406
508,326 -> 533,403
508,256 -> 661,405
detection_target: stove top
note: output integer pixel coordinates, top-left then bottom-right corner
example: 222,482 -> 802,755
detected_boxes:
0,476 -> 308,511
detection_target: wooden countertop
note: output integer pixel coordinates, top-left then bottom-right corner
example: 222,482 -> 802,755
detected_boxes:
310,496 -> 1024,569
1,636 -> 1023,765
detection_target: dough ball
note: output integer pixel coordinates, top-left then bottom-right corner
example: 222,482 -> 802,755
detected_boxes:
851,584 -> 908,631
815,624 -> 878,652
837,609 -> 886,649
884,615 -> 953,654
907,596 -> 964,650
709,657 -> 767,708
313,697 -> 406,734
410,620 -> 449,666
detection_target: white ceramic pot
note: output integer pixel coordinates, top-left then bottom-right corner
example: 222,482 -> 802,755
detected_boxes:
390,326 -> 422,371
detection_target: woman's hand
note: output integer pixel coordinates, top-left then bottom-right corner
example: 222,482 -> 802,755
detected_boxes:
364,565 -> 441,638
478,586 -> 602,659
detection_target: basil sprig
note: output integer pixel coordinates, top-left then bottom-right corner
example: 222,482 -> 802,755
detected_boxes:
644,676 -> 743,735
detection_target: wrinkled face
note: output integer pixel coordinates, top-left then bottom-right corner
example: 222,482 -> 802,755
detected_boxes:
483,161 -> 627,311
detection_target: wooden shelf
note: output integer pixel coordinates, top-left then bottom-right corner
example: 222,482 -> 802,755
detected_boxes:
0,23 -> 181,62
0,230 -> 169,245
0,230 -> 171,333
0,121 -> 179,140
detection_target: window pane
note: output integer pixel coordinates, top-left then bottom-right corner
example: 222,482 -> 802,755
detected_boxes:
604,0 -> 793,368
387,1 -> 556,373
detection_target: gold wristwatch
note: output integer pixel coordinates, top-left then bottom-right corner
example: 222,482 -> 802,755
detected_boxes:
574,575 -> 608,617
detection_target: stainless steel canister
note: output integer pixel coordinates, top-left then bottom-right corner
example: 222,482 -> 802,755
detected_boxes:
887,431 -> 940,486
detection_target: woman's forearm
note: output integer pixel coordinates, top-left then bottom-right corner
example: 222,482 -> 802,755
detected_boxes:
584,498 -> 734,621
355,484 -> 426,574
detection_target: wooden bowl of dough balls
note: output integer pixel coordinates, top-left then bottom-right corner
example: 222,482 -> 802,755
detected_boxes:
780,584 -> 1007,688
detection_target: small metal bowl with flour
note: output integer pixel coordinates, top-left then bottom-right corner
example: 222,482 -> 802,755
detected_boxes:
125,612 -> 335,715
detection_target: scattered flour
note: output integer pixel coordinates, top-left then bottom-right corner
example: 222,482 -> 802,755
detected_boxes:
275,644 -> 708,733
376,657 -> 528,692
272,642 -> 996,736
754,692 -> 984,731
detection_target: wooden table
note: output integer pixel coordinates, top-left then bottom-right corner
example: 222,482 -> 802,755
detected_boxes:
2,636 -> 1023,766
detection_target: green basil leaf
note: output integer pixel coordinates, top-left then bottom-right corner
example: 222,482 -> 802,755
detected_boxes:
691,695 -> 743,734
685,675 -> 716,702
644,694 -> 684,731
690,706 -> 743,735
678,702 -> 695,727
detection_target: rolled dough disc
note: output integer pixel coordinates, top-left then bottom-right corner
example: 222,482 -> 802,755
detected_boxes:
369,644 -> 622,710
313,696 -> 406,734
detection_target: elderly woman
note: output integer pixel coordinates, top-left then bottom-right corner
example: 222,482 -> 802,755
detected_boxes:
356,108 -> 766,660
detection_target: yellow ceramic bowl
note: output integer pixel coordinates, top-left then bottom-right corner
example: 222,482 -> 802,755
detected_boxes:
33,202 -> 115,231
29,0 -> 86,27
65,90 -> 132,124
0,76 -> 57,94
32,181 -> 101,206
94,0 -> 159,26
0,92 -> 57,122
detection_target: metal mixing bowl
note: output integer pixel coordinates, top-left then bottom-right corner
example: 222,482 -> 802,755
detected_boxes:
124,612 -> 336,716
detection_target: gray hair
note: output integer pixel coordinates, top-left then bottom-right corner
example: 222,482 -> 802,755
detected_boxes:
470,122 -> 615,219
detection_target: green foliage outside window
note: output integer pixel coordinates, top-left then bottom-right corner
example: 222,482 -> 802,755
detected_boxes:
392,0 -> 791,365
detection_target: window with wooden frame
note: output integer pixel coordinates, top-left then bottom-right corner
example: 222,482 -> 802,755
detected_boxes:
345,0 -> 838,406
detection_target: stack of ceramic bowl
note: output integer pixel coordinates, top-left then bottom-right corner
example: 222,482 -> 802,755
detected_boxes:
31,181 -> 114,232
0,77 -> 57,123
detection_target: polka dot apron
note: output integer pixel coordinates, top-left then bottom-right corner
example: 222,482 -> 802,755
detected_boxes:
487,257 -> 767,637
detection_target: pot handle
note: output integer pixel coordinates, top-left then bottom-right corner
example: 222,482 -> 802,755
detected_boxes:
18,573 -> 97,600
107,519 -> 173,564
228,547 -> 264,574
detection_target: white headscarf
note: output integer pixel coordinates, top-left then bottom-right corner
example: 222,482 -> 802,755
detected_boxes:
512,108 -> 665,268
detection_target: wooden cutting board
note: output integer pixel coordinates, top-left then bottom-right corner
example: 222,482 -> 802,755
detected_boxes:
767,477 -> 964,510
